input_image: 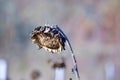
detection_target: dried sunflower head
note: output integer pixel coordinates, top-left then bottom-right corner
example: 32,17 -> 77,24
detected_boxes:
30,25 -> 66,53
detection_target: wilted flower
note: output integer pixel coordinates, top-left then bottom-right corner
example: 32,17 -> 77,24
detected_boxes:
30,25 -> 66,53
30,25 -> 80,80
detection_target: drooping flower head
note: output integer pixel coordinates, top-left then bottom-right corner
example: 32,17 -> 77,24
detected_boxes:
30,25 -> 66,53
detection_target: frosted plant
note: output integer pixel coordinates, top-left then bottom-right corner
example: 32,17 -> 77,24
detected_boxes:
30,25 -> 80,80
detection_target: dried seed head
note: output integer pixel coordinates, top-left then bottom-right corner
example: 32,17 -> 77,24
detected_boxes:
30,25 -> 66,53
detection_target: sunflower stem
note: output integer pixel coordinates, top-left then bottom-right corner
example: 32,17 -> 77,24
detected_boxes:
66,40 -> 80,80
71,52 -> 80,80
55,25 -> 80,80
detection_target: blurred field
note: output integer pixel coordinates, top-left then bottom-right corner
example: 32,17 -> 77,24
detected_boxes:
0,0 -> 120,80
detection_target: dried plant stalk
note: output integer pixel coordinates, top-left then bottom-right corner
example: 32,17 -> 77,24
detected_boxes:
30,25 -> 80,80
57,27 -> 80,80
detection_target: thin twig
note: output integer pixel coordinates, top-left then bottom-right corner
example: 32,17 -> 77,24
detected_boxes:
56,26 -> 80,80
66,40 -> 80,80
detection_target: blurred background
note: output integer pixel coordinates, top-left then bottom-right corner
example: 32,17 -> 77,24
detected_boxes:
0,0 -> 120,80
